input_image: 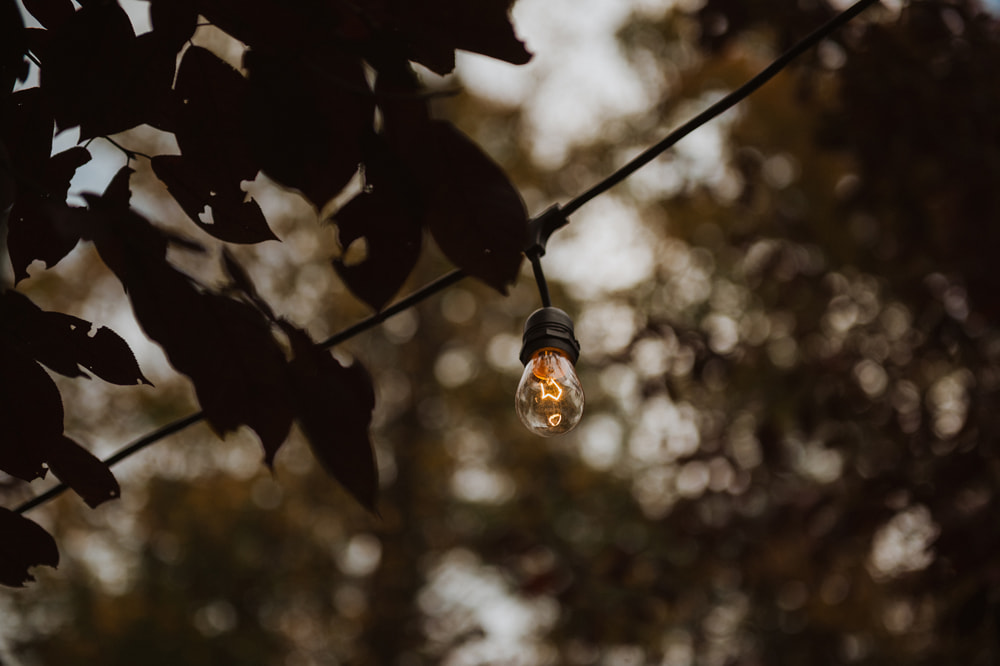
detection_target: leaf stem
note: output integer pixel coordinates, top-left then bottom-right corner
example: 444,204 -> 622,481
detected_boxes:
100,136 -> 153,162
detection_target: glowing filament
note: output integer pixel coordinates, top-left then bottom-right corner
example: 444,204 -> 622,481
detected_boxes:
516,347 -> 585,437
540,378 -> 563,401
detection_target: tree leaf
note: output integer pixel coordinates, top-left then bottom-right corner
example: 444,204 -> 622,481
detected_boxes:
245,48 -> 374,209
374,66 -> 525,292
393,0 -> 532,75
127,32 -> 183,133
332,136 -> 423,311
2,88 -> 51,177
174,46 -> 256,181
0,289 -> 150,385
4,133 -> 88,282
41,3 -> 176,138
22,0 -> 75,31
0,0 -> 29,94
0,342 -> 60,481
41,2 -> 135,135
0,140 -> 12,229
196,0 -> 357,57
419,121 -> 526,294
222,248 -> 276,321
152,155 -> 276,244
45,435 -> 120,509
332,188 -> 422,311
149,0 -> 198,49
83,169 -> 294,461
0,508 -> 58,587
282,324 -> 378,511
153,48 -> 276,242
6,146 -> 90,281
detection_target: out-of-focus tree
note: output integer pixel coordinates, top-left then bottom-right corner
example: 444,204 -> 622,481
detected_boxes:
5,0 -> 1000,665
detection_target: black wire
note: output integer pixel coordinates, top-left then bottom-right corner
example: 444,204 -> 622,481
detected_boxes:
14,412 -> 205,514
529,255 -> 552,308
13,272 -> 468,516
11,0 -> 879,515
320,269 -> 466,349
561,0 -> 880,218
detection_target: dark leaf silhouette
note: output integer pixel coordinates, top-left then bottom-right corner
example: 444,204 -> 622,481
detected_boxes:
41,3 -> 176,137
0,343 -> 58,481
0,292 -> 123,504
1,0 -> 537,590
0,290 -> 150,385
419,121 -> 526,294
41,2 -> 135,135
45,435 -> 121,508
152,47 -> 274,242
173,46 -> 256,180
44,147 -> 91,194
148,0 -> 198,49
2,88 -> 51,177
2,89 -> 89,281
195,0 -> 333,53
333,188 -> 422,311
222,248 -> 276,321
245,48 -> 373,209
23,27 -> 51,64
22,0 -> 75,31
376,66 -> 525,292
0,508 -> 58,587
153,155 -> 276,244
7,149 -> 90,282
333,137 -> 423,311
0,142 -> 12,228
282,324 -> 378,511
130,32 -> 184,133
83,168 -> 294,462
374,61 -> 433,156
394,0 -> 532,75
1,0 -> 28,94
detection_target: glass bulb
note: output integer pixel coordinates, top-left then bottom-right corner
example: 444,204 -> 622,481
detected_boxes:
515,347 -> 584,437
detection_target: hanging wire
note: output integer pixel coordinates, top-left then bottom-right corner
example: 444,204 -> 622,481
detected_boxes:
14,412 -> 205,514
524,205 -> 567,308
562,0 -> 879,217
13,0 -> 879,515
529,255 -> 552,308
14,270 -> 468,515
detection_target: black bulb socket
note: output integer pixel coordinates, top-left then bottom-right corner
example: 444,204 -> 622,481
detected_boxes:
519,307 -> 581,366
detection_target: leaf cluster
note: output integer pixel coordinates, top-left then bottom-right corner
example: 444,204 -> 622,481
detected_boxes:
1,0 -> 533,586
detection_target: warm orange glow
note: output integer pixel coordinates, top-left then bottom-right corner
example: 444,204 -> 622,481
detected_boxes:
516,347 -> 584,437
540,378 -> 563,401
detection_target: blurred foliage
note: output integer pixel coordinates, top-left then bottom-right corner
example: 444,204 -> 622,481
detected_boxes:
4,0 -> 1000,665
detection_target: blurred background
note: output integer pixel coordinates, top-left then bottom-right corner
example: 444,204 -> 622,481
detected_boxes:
3,0 -> 1000,664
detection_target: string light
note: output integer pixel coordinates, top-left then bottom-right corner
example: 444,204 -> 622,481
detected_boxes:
515,206 -> 584,436
516,308 -> 584,436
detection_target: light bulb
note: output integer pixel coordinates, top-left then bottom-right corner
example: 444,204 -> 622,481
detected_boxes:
515,307 -> 584,436
516,347 -> 584,436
